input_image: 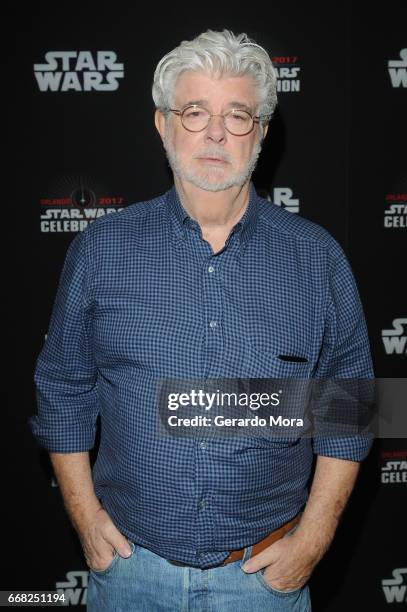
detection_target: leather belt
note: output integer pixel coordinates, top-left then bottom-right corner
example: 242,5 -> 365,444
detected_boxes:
167,511 -> 303,568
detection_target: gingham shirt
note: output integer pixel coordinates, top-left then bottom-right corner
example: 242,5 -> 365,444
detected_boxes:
30,183 -> 374,568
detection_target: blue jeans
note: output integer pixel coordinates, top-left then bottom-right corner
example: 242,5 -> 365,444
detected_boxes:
87,539 -> 312,611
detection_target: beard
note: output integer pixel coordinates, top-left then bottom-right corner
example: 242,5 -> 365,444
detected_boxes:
163,128 -> 263,192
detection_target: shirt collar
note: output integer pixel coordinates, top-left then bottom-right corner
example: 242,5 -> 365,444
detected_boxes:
164,182 -> 259,252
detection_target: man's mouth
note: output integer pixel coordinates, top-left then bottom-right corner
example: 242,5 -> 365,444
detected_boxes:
198,157 -> 228,163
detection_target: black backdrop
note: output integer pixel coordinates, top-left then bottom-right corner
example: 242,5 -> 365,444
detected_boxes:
9,2 -> 406,610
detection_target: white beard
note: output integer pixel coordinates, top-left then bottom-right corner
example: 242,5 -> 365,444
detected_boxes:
163,127 -> 263,192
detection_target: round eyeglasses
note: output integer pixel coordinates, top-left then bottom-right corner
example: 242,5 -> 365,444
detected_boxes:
167,105 -> 269,136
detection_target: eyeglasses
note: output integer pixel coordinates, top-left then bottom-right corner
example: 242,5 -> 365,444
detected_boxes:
167,104 -> 270,136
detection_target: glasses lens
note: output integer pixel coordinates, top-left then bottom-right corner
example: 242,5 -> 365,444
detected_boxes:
224,110 -> 253,135
181,106 -> 210,131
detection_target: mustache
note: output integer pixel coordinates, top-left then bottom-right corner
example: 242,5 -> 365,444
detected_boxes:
193,148 -> 232,163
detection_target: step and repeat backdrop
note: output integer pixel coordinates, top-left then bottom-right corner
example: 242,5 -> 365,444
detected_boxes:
11,2 -> 406,610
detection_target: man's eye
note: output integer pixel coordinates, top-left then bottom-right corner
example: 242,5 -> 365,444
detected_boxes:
230,112 -> 249,122
184,109 -> 205,118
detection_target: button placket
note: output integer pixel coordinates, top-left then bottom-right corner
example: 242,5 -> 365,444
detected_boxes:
197,255 -> 224,557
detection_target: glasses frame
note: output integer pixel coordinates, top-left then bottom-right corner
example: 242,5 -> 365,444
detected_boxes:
167,104 -> 269,136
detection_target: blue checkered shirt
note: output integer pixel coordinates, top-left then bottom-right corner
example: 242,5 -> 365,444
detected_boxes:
30,183 -> 374,568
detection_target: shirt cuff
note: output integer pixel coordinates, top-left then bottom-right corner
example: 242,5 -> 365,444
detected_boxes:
312,434 -> 374,462
28,416 -> 97,452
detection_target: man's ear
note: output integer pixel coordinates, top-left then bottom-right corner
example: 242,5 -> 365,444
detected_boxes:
155,109 -> 166,142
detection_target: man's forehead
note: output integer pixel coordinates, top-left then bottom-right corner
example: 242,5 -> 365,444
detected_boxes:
173,71 -> 256,106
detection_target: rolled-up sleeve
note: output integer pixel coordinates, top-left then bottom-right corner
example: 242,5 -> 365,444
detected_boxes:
311,240 -> 375,462
29,230 -> 99,452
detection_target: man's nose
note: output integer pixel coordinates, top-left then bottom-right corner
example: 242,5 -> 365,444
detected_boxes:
204,114 -> 227,143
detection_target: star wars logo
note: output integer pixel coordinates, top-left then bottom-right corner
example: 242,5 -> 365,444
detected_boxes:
34,51 -> 124,92
382,318 -> 407,355
40,185 -> 124,233
384,193 -> 407,228
388,49 -> 407,88
40,206 -> 124,233
268,187 -> 300,214
381,451 -> 407,484
258,187 -> 300,213
273,187 -> 300,213
382,568 -> 407,604
272,56 -> 301,92
56,571 -> 88,606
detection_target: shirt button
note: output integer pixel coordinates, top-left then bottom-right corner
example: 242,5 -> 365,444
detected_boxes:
199,441 -> 208,450
208,265 -> 215,273
209,320 -> 217,328
199,499 -> 207,509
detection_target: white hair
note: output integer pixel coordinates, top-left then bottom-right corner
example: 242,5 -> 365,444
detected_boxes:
152,29 -> 278,125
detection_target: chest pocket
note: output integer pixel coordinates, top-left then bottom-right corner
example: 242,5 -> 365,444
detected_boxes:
243,343 -> 311,379
238,344 -> 312,447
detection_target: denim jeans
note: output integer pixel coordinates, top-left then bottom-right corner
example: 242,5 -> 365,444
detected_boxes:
87,537 -> 312,611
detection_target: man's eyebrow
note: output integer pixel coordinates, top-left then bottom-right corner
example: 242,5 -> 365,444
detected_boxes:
179,99 -> 253,111
227,101 -> 253,111
181,99 -> 208,108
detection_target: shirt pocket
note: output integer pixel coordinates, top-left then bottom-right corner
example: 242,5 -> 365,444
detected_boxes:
243,342 -> 311,379
239,343 -> 312,446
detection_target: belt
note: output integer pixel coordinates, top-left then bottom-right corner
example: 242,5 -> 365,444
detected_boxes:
167,511 -> 303,568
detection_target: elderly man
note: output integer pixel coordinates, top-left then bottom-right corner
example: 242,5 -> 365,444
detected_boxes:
30,29 -> 373,611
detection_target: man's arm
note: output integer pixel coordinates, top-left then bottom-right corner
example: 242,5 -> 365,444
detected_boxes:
50,452 -> 132,570
30,232 -> 100,453
29,231 -> 132,571
241,240 -> 373,589
241,455 -> 360,588
290,454 -> 360,557
50,452 -> 101,534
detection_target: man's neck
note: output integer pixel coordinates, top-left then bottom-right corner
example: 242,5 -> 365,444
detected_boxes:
173,176 -> 251,254
174,176 -> 251,232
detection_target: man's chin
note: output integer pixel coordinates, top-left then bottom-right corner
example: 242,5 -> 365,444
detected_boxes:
186,178 -> 241,192
195,184 -> 233,192
179,170 -> 245,192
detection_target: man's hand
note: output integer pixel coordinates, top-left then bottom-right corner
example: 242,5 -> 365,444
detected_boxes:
48,452 -> 133,572
241,456 -> 361,591
241,532 -> 322,592
78,506 -> 133,572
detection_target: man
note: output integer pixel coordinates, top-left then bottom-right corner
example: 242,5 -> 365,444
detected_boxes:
30,30 -> 373,611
